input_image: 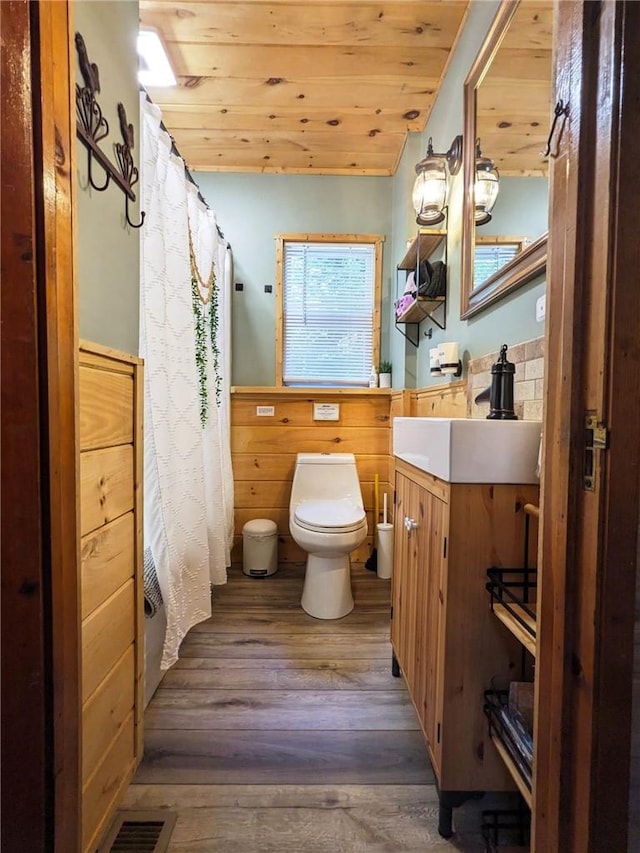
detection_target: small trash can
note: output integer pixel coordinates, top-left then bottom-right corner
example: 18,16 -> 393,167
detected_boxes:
242,518 -> 278,577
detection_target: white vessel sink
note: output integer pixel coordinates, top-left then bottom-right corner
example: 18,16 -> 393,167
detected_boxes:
393,417 -> 542,484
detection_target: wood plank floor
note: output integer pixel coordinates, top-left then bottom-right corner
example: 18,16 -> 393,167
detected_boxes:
123,563 -> 486,851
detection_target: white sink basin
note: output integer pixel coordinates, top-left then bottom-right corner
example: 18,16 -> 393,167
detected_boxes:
393,417 -> 542,484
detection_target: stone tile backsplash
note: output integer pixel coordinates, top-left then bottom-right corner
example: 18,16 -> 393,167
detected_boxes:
467,336 -> 545,420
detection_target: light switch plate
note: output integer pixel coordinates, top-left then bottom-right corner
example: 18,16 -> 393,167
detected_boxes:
536,293 -> 546,322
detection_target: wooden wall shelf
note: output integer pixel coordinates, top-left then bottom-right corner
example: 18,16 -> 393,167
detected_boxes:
395,296 -> 445,325
398,230 -> 446,270
490,733 -> 533,809
486,567 -> 537,658
484,690 -> 533,809
493,603 -> 537,658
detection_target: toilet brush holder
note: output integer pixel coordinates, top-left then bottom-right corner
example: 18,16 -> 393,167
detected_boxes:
376,522 -> 393,579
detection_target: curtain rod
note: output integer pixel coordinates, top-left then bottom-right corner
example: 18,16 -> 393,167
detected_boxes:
142,89 -> 229,247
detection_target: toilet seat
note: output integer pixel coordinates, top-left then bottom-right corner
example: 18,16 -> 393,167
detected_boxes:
294,500 -> 366,534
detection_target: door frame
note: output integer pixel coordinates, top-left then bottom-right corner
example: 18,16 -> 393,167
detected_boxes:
534,1 -> 640,849
1,2 -> 80,850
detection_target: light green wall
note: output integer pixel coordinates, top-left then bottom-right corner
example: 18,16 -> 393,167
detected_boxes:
391,0 -> 547,388
389,133 -> 424,389
195,173 -> 393,386
75,0 -> 140,354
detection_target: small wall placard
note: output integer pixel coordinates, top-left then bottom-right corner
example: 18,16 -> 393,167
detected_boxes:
313,402 -> 340,421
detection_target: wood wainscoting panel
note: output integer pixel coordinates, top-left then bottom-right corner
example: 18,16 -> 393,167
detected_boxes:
81,512 -> 135,620
79,365 -> 134,451
80,445 -> 134,537
232,395 -> 391,427
411,379 -> 468,418
82,713 -> 136,853
82,646 -> 135,784
79,342 -> 144,853
231,424 -> 389,455
230,390 -> 393,565
82,579 -> 135,704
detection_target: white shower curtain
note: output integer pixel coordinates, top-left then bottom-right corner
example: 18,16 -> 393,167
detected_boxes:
140,98 -> 234,668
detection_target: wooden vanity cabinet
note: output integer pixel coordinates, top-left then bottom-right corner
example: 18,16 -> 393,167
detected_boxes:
391,458 -> 539,834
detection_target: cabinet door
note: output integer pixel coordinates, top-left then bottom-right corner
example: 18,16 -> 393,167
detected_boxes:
392,470 -> 447,773
413,484 -> 446,773
391,474 -> 418,676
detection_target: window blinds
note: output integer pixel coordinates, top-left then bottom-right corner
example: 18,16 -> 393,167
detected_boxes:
474,243 -> 521,289
283,241 -> 375,386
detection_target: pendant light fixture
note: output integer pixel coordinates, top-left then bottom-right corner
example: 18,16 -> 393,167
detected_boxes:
412,135 -> 463,226
474,139 -> 500,226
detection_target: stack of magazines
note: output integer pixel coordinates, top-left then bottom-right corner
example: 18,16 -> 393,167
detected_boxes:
484,690 -> 534,788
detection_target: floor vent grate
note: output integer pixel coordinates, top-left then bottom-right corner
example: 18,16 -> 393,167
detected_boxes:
98,810 -> 177,853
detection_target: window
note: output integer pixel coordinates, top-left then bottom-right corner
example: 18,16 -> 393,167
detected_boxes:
276,234 -> 383,387
473,238 -> 527,290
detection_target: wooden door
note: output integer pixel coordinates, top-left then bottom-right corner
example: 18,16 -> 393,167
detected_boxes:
534,1 -> 640,849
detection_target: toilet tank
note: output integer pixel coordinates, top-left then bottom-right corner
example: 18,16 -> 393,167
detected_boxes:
290,453 -> 363,507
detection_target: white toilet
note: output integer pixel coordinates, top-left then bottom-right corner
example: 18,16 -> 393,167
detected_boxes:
289,452 -> 368,619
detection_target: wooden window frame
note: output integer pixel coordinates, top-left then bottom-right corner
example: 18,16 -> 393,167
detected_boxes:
274,233 -> 384,387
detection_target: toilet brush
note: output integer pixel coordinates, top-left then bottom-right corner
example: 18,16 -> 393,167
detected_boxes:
365,473 -> 379,571
376,493 -> 393,580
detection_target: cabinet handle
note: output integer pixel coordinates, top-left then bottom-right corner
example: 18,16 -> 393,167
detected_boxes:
404,516 -> 418,532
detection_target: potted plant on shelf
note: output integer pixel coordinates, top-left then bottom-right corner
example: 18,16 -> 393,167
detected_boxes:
378,360 -> 392,388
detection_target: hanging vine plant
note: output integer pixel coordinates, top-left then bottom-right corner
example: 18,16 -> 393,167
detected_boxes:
189,224 -> 222,427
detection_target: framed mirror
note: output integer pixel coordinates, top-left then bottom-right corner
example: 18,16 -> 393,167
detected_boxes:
461,0 -> 553,319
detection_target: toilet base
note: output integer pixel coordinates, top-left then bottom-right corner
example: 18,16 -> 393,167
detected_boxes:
301,553 -> 354,620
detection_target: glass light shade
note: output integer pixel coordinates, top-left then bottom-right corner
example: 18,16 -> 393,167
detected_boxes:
412,157 -> 448,226
474,159 -> 500,226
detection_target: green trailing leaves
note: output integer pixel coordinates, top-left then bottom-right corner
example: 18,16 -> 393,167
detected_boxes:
190,230 -> 221,427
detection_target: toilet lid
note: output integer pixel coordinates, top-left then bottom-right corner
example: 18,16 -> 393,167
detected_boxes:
294,500 -> 366,533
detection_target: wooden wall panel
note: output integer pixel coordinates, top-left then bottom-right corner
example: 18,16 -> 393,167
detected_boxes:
80,445 -> 134,537
232,396 -> 391,427
82,714 -> 135,853
231,425 -> 389,455
79,365 -> 133,450
82,580 -> 135,704
411,379 -> 468,418
82,646 -> 135,783
79,342 -> 143,853
81,513 -> 134,620
232,452 -> 391,483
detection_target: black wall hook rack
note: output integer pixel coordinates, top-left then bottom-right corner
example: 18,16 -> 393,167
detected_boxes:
75,32 -> 145,229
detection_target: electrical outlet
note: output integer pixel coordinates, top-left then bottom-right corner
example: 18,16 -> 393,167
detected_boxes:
536,293 -> 546,322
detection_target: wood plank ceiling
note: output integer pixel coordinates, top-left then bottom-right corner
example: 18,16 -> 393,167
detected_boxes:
138,1 -> 470,175
476,1 -> 553,176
